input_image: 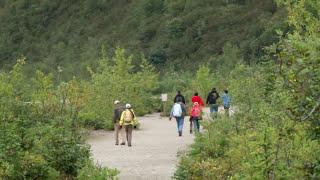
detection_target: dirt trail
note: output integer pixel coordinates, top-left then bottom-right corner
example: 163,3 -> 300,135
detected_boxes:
87,113 -> 195,180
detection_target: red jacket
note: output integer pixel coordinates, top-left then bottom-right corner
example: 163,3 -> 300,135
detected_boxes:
191,96 -> 205,107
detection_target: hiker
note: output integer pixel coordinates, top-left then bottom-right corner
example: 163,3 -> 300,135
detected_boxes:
174,90 -> 186,104
119,104 -> 138,147
169,99 -> 186,136
206,88 -> 220,114
113,100 -> 124,145
191,92 -> 205,132
222,90 -> 231,116
190,102 -> 202,133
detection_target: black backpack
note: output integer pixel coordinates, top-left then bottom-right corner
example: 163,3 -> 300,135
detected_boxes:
209,92 -> 218,104
176,96 -> 183,103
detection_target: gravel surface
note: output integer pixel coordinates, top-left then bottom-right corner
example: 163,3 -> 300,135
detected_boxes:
87,113 -> 195,180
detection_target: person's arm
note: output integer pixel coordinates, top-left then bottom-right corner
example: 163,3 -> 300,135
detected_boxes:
119,112 -> 124,126
200,97 -> 205,107
182,104 -> 187,116
112,109 -> 117,123
131,110 -> 139,126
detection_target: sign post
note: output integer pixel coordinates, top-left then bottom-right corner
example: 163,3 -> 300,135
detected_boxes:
161,94 -> 168,116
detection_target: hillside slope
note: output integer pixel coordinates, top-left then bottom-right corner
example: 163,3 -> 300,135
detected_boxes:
0,0 -> 286,78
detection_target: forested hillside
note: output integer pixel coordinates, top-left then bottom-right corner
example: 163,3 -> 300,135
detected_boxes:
0,0 -> 285,78
1,0 -> 319,179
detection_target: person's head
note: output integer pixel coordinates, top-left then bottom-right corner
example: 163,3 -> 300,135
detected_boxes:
212,87 -> 216,92
177,90 -> 181,95
224,90 -> 228,94
114,100 -> 120,105
125,103 -> 132,109
194,92 -> 198,96
193,102 -> 199,106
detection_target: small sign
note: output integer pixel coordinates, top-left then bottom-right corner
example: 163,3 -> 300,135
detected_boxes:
161,94 -> 168,102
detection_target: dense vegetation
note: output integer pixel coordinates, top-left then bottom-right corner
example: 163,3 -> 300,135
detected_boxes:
0,48 -> 158,179
0,0 -> 319,179
0,0 -> 285,79
174,0 -> 320,179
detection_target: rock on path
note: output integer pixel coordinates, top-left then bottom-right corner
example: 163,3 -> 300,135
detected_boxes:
87,113 -> 195,180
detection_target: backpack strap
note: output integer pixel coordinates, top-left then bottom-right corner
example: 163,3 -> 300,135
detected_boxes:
129,109 -> 135,118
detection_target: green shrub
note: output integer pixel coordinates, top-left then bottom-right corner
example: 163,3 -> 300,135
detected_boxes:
20,152 -> 60,180
0,60 -> 115,179
83,48 -> 159,129
77,160 -> 119,180
40,125 -> 90,176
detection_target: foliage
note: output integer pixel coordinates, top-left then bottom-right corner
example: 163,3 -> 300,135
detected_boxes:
81,48 -> 159,129
175,62 -> 320,179
0,0 -> 286,78
175,1 -> 320,178
77,160 -> 119,180
191,65 -> 213,99
0,59 -> 118,179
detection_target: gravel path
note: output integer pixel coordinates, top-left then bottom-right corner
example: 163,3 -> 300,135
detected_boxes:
87,113 -> 195,180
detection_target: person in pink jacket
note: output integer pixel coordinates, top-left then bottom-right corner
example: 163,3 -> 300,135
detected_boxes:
189,102 -> 202,133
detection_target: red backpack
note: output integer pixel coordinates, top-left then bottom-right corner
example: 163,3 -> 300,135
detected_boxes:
191,105 -> 201,117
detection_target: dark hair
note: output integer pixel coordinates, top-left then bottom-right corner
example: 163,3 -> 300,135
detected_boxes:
194,92 -> 198,96
177,90 -> 181,94
224,90 -> 228,93
212,87 -> 216,92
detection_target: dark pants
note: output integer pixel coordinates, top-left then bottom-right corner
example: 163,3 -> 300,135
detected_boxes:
224,106 -> 230,116
191,117 -> 200,133
125,125 -> 133,146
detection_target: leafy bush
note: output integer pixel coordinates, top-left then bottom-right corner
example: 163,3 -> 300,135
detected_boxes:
81,48 -> 159,129
0,59 -> 118,179
77,160 -> 119,180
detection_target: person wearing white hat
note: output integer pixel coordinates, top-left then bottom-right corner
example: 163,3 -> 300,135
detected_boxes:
113,100 -> 125,145
119,103 -> 138,147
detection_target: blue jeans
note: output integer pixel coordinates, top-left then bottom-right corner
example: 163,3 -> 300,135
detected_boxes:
210,104 -> 218,113
175,117 -> 184,132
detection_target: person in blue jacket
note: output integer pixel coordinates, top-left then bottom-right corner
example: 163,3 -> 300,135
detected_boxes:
222,90 -> 231,116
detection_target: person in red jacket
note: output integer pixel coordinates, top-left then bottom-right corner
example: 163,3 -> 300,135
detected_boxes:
190,92 -> 205,133
191,92 -> 205,107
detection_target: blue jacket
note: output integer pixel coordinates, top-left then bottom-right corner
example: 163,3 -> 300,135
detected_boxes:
222,93 -> 231,107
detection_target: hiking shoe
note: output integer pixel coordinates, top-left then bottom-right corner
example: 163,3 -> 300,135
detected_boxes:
128,144 -> 132,147
179,131 -> 182,136
120,142 -> 125,145
190,130 -> 193,134
115,143 -> 119,145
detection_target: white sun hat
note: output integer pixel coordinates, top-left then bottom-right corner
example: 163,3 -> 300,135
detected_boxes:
114,100 -> 120,105
125,103 -> 131,109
